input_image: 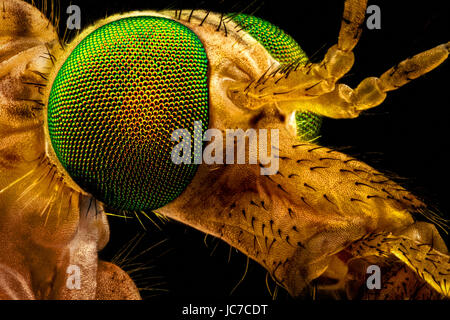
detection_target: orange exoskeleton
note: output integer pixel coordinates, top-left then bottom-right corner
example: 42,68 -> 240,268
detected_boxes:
0,0 -> 449,299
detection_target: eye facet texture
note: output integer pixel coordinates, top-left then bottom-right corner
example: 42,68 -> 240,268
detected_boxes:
47,16 -> 209,211
231,14 -> 322,140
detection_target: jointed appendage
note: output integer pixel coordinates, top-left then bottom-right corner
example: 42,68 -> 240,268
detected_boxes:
345,222 -> 450,298
229,0 -> 449,119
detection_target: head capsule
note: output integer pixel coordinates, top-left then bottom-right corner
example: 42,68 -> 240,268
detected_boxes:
46,11 -> 322,212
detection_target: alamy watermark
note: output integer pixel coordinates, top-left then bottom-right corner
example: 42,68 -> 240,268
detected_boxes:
171,121 -> 279,175
366,5 -> 381,30
366,264 -> 381,289
66,5 -> 81,30
66,264 -> 81,290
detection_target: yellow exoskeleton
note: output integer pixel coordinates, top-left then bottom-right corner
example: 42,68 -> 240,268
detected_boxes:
0,0 -> 449,299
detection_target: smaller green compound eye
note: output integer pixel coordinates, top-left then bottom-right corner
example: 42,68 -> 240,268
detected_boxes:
230,14 -> 322,141
47,16 -> 209,211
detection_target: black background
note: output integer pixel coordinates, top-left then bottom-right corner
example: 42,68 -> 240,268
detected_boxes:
47,0 -> 449,301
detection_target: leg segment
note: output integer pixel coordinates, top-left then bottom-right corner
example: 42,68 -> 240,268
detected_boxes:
229,0 -> 448,121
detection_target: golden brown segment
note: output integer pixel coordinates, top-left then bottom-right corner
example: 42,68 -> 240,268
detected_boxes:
346,257 -> 442,300
228,0 -> 449,120
338,0 -> 367,52
95,261 -> 141,300
159,121 -> 427,297
345,228 -> 450,298
0,0 -> 59,177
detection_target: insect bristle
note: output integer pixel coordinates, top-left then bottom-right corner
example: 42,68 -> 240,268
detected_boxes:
24,0 -> 60,33
109,233 -> 169,298
229,255 -> 250,295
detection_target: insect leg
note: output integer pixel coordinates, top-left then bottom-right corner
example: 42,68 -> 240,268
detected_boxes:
95,261 -> 141,299
290,42 -> 450,119
346,227 -> 450,298
228,0 -> 367,109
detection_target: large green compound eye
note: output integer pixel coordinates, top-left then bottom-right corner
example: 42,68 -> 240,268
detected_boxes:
47,16 -> 209,211
230,14 -> 322,141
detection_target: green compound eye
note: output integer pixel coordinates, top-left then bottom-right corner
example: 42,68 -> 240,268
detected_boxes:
230,14 -> 322,141
47,16 -> 209,211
